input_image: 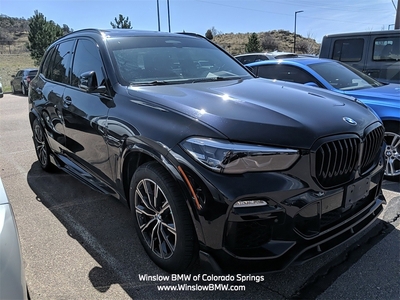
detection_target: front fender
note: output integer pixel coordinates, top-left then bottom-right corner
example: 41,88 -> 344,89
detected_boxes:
119,137 -> 206,246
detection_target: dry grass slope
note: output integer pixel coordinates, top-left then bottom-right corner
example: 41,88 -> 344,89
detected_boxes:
213,30 -> 320,55
0,32 -> 35,93
0,54 -> 35,93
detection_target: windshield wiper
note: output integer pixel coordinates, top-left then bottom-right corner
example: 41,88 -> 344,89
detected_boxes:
132,80 -> 170,86
191,76 -> 242,83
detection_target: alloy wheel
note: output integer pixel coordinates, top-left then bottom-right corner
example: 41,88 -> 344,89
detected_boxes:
134,178 -> 176,259
384,131 -> 400,178
33,122 -> 48,168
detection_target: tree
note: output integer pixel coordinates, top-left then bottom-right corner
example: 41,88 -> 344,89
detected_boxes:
205,29 -> 213,40
110,14 -> 132,29
27,10 -> 64,65
261,32 -> 280,52
62,24 -> 73,35
210,26 -> 222,36
245,33 -> 261,53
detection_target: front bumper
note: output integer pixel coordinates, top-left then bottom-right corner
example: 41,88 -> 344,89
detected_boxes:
203,187 -> 384,274
175,135 -> 386,274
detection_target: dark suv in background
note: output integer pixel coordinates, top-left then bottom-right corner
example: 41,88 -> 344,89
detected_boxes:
11,68 -> 38,95
319,30 -> 400,84
28,29 -> 386,274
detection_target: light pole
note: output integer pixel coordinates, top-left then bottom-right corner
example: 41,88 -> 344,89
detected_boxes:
167,0 -> 171,32
294,10 -> 303,53
157,0 -> 161,31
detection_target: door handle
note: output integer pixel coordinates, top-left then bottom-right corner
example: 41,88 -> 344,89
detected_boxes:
63,96 -> 72,106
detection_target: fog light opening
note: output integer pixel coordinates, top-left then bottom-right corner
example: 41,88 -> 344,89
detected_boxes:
233,200 -> 268,208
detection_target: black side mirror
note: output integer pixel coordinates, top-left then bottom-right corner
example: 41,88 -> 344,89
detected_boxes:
79,71 -> 106,93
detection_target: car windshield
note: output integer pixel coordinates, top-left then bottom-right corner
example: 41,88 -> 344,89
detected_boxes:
106,35 -> 252,85
308,61 -> 384,91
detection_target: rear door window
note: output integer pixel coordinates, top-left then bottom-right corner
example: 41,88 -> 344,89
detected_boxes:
257,64 -> 318,85
41,46 -> 57,78
51,41 -> 74,84
332,38 -> 364,62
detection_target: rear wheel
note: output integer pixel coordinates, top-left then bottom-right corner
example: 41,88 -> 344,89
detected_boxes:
32,119 -> 54,171
129,162 -> 198,273
22,84 -> 27,95
384,122 -> 400,181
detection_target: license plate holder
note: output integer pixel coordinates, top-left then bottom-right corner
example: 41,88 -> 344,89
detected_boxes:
344,177 -> 371,209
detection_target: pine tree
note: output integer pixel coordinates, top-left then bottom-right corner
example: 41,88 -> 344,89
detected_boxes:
110,14 -> 132,29
205,29 -> 213,40
245,33 -> 262,53
27,10 -> 63,66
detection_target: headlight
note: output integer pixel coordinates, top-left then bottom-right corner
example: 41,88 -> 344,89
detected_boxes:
180,137 -> 299,174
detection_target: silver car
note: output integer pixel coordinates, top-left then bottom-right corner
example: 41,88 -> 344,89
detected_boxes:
235,51 -> 298,64
0,178 -> 28,300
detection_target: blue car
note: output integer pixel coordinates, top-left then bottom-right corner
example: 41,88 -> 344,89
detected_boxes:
247,58 -> 400,180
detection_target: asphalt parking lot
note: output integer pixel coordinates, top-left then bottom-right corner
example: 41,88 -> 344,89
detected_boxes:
1,93 -> 399,299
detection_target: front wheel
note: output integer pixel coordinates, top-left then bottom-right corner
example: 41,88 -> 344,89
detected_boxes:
32,119 -> 54,171
129,162 -> 198,273
384,122 -> 400,181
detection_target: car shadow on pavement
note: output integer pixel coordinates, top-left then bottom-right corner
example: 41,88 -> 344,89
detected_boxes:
382,179 -> 400,193
26,162 -> 397,300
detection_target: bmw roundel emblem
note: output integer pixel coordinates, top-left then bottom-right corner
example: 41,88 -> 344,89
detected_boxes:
343,117 -> 357,125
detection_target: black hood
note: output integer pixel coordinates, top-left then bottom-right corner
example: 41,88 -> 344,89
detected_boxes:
127,78 -> 380,149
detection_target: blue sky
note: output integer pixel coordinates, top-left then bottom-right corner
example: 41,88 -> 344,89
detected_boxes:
0,0 -> 397,43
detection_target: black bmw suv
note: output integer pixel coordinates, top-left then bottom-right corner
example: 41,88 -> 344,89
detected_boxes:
28,29 -> 386,274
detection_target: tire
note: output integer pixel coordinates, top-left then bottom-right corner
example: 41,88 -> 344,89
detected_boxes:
383,122 -> 400,181
22,84 -> 27,95
11,84 -> 15,94
32,119 -> 54,171
129,162 -> 198,273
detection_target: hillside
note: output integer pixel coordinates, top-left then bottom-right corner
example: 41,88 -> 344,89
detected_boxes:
213,30 -> 320,55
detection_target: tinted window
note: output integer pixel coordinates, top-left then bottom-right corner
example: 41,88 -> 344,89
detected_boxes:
71,39 -> 105,87
50,41 -> 74,84
237,55 -> 268,64
257,64 -> 318,85
332,39 -> 364,62
373,36 -> 400,61
41,46 -> 57,78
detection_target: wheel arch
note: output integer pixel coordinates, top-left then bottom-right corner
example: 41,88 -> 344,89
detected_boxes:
120,141 -> 206,244
382,119 -> 400,130
29,109 -> 40,127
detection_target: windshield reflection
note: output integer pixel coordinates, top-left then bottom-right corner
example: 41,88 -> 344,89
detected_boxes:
107,35 -> 252,85
309,62 -> 383,91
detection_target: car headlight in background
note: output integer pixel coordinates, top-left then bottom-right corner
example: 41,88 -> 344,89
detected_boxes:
180,137 -> 299,174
